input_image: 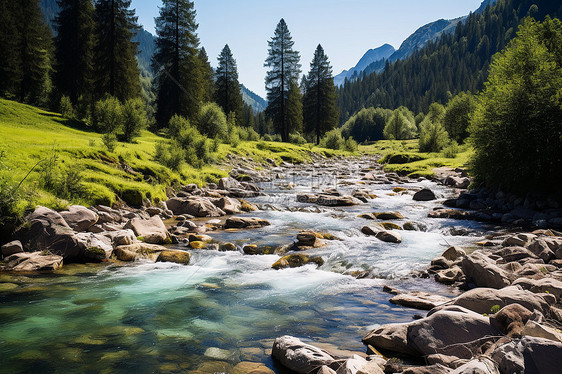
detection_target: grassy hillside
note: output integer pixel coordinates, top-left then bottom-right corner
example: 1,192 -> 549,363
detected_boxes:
0,99 -> 344,218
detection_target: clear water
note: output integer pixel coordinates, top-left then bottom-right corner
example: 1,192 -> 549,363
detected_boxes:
0,160 -> 491,373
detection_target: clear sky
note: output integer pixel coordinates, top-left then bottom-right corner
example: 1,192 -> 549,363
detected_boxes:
131,0 -> 483,97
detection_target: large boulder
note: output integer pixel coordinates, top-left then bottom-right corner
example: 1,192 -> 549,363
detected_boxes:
461,251 -> 511,289
73,232 -> 113,261
521,320 -> 562,343
1,240 -> 23,257
27,206 -> 69,228
493,246 -> 538,263
272,254 -> 324,270
113,243 -> 167,262
362,323 -> 415,356
59,205 -> 98,232
450,358 -> 499,374
225,217 -> 271,229
492,336 -> 562,374
166,197 -> 226,217
492,304 -> 533,337
502,233 -> 537,248
213,197 -> 242,215
124,215 -> 169,244
442,246 -> 467,261
407,306 -> 500,359
20,219 -> 86,261
2,252 -> 63,272
512,278 -> 562,301
444,176 -> 470,189
389,292 -> 451,310
527,239 -> 556,263
156,250 -> 191,265
435,266 -> 464,285
451,286 -> 552,315
413,189 -> 436,201
103,229 -> 137,247
375,231 -> 402,244
271,336 -> 335,374
374,212 -> 404,220
218,177 -> 244,191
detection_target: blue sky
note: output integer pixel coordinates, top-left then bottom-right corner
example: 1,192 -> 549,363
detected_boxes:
131,0 -> 483,97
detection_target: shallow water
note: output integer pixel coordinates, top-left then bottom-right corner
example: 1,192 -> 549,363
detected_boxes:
0,160 -> 492,373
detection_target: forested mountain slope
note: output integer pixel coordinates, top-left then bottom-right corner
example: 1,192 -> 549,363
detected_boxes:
336,0 -> 562,122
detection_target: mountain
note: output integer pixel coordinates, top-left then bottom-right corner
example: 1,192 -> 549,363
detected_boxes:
334,44 -> 395,86
241,85 -> 267,113
336,0 -> 562,122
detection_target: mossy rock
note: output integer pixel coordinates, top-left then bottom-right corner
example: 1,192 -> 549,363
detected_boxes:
272,254 -> 324,270
189,241 -> 207,249
156,250 -> 191,265
381,222 -> 402,230
393,187 -> 407,193
381,153 -> 427,164
120,188 -> 144,208
221,243 -> 237,251
84,246 -> 107,262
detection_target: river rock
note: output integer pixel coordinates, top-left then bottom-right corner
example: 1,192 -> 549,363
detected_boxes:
374,212 -> 404,220
271,336 -> 335,374
225,217 -> 271,229
493,246 -> 538,263
402,364 -> 452,374
512,277 -> 562,300
492,304 -> 533,337
113,243 -> 166,261
297,194 -> 362,207
442,246 -> 467,261
59,205 -> 98,232
407,306 -> 500,359
413,189 -> 436,201
362,323 -> 415,356
434,266 -> 464,285
156,250 -> 191,265
166,197 -> 226,217
1,240 -> 23,257
451,286 -> 551,315
502,233 -> 537,248
527,239 -> 556,263
21,219 -> 87,261
218,177 -> 244,191
2,252 -> 63,272
450,358 -> 499,374
521,320 -> 562,343
73,232 -> 113,260
491,336 -> 562,374
272,254 -> 324,270
390,292 -> 450,310
336,355 -> 374,374
213,197 -> 242,215
27,206 -> 70,228
125,215 -> 169,244
103,229 -> 136,246
461,251 -> 511,289
113,247 -> 138,262
375,231 -> 402,244
444,176 -> 470,189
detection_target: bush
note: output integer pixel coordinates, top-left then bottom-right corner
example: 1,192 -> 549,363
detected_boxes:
154,141 -> 185,171
60,96 -> 75,119
443,92 -> 476,143
289,132 -> 307,145
344,137 -> 358,152
198,102 -> 228,139
102,132 -> 118,152
122,98 -> 148,142
441,141 -> 460,158
320,129 -> 344,150
341,107 -> 391,143
419,118 -> 450,152
383,107 -> 417,140
92,96 -> 123,133
469,17 -> 562,193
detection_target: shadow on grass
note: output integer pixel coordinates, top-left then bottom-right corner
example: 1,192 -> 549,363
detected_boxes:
39,112 -> 99,134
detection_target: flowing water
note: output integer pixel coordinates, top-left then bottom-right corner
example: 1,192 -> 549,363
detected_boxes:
0,160 -> 492,373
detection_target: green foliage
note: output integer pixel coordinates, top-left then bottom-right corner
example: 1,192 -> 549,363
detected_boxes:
490,305 -> 501,314
469,17 -> 562,193
265,19 -> 301,142
102,132 -> 118,152
443,92 -> 476,143
442,141 -> 460,158
92,96 -> 123,133
59,96 -> 75,119
341,107 -> 392,143
122,97 -> 148,142
419,118 -> 450,152
197,102 -> 228,139
320,129 -> 344,150
384,107 -> 417,140
215,44 -> 244,125
286,82 -> 303,135
303,44 -> 339,144
199,48 -> 215,103
93,0 -> 141,101
344,137 -> 358,152
154,141 -> 185,171
289,132 -> 307,145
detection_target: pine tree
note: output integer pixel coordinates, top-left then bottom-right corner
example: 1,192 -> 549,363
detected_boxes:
286,82 -> 303,135
215,44 -> 243,126
264,19 -> 301,142
303,44 -> 339,144
153,0 -> 203,127
54,0 -> 95,104
93,0 -> 141,101
199,47 -> 214,103
0,0 -> 53,104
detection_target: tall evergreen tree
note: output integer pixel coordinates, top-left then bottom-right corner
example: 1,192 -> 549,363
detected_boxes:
54,0 -> 95,103
93,0 -> 141,101
286,82 -> 303,135
199,47 -> 214,103
303,44 -> 339,144
215,44 -> 243,125
0,0 -> 53,104
264,19 -> 301,142
153,0 -> 203,127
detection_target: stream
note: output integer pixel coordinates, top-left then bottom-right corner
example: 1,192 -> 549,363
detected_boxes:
0,158 -> 493,373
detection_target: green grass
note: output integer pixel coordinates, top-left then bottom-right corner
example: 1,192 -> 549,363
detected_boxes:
0,99 -> 350,216
359,139 -> 473,177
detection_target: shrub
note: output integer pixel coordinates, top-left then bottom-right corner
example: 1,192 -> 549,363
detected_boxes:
93,96 -> 123,133
341,107 -> 391,143
154,141 -> 185,171
419,118 -> 450,152
289,132 -> 307,145
198,102 -> 228,139
102,132 -> 118,152
443,92 -> 476,143
441,141 -> 460,158
344,137 -> 358,152
122,97 -> 148,142
60,96 -> 75,119
320,129 -> 344,150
